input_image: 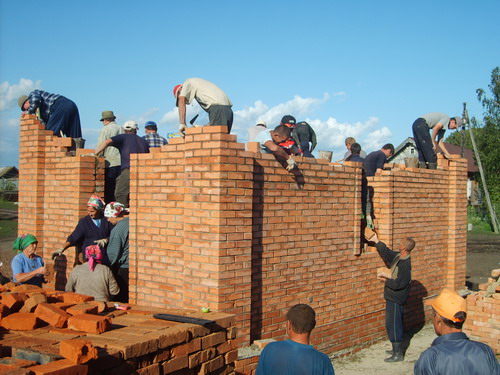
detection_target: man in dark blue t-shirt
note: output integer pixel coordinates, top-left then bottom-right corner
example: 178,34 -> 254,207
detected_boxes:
363,143 -> 394,177
95,121 -> 149,207
256,304 -> 335,375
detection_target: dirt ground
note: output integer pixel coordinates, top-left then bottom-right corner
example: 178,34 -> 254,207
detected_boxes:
1,221 -> 499,374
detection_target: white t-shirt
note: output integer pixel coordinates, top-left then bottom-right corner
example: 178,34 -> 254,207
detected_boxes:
180,78 -> 232,110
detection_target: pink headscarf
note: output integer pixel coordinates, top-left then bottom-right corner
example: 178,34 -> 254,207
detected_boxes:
85,245 -> 102,272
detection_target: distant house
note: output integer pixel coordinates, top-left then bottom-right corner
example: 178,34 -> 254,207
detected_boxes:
0,166 -> 19,202
389,138 -> 480,205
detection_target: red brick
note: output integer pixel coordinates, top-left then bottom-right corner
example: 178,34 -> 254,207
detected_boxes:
1,293 -> 28,311
59,339 -> 98,364
27,359 -> 88,375
66,304 -> 98,316
0,312 -> 39,331
35,303 -> 70,328
67,314 -> 111,334
20,293 -> 47,313
61,293 -> 94,304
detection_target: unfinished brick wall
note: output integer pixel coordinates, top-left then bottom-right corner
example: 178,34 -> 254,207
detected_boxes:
18,117 -> 468,357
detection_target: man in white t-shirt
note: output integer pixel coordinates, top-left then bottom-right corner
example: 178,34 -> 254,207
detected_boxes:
173,78 -> 233,134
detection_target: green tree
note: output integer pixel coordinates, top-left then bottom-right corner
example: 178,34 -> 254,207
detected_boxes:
446,67 -> 500,215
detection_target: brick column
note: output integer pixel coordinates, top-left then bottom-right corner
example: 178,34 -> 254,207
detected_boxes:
444,156 -> 468,289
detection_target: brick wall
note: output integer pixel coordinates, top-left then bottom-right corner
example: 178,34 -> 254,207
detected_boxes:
18,117 -> 468,356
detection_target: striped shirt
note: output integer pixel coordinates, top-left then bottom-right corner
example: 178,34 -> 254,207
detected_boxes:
143,133 -> 168,148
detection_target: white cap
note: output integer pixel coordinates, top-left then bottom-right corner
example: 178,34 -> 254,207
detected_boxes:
256,120 -> 267,127
123,121 -> 138,131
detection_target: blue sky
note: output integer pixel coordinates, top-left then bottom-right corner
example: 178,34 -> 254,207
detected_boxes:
1,0 -> 499,167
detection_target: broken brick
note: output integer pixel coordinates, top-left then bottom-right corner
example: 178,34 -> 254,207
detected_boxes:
66,304 -> 98,316
61,293 -> 94,304
67,314 -> 111,334
59,339 -> 98,364
20,293 -> 47,313
1,293 -> 28,312
35,303 -> 70,328
26,358 -> 88,375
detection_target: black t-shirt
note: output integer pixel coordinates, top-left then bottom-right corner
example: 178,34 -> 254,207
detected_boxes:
111,134 -> 149,170
363,150 -> 387,176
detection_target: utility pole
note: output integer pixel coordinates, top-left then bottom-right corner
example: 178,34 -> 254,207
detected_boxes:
462,103 -> 499,233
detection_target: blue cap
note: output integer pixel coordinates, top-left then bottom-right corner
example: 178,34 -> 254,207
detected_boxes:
144,121 -> 157,129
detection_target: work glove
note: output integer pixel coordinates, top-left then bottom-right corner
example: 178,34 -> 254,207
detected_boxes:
179,123 -> 187,134
286,157 -> 297,171
51,248 -> 65,260
94,238 -> 108,248
80,153 -> 96,157
366,215 -> 374,229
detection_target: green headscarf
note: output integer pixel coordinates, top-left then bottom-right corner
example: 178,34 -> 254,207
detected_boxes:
13,234 -> 38,253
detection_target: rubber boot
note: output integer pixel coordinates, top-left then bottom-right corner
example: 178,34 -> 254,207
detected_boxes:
385,341 -> 395,355
427,162 -> 437,170
384,342 -> 404,362
418,161 -> 427,168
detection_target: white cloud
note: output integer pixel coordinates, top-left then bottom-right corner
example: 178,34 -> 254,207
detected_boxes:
0,78 -> 42,111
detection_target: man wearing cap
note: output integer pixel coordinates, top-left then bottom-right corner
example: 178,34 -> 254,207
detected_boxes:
97,111 -> 123,203
173,78 -> 233,134
18,90 -> 82,139
370,232 -> 415,362
94,121 -> 149,207
415,288 -> 499,374
248,120 -> 267,142
254,125 -> 298,171
294,121 -> 317,158
412,113 -> 462,169
142,121 -> 168,148
278,115 -> 301,155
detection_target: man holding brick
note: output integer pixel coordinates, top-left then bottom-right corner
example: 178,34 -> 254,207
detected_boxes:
412,113 -> 462,169
415,288 -> 499,374
173,78 -> 233,134
370,232 -> 415,363
95,121 -> 149,207
256,304 -> 335,375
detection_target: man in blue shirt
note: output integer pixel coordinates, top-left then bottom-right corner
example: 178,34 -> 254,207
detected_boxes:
256,304 -> 335,375
142,121 -> 168,148
95,121 -> 149,207
363,143 -> 394,177
415,288 -> 499,375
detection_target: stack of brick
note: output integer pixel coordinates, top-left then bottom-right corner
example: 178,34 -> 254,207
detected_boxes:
18,117 -> 468,366
0,284 -> 237,374
463,268 -> 500,354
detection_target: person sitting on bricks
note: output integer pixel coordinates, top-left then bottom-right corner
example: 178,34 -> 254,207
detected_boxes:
369,232 -> 415,363
11,234 -> 48,287
18,90 -> 82,141
173,78 -> 233,134
414,288 -> 500,375
256,303 -> 335,375
65,244 -> 120,302
142,121 -> 168,148
254,124 -> 298,171
411,113 -> 462,169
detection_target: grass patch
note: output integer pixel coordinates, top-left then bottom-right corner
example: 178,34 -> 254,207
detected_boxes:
0,199 -> 17,211
0,219 -> 17,239
467,206 -> 494,233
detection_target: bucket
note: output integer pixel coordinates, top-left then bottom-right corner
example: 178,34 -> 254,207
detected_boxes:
318,150 -> 333,162
73,138 -> 86,149
404,157 -> 419,168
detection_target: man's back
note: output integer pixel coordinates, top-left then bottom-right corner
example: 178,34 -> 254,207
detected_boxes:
256,340 -> 334,375
363,150 -> 386,176
111,134 -> 149,170
414,332 -> 500,375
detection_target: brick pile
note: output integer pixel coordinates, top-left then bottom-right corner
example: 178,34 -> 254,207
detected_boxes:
0,283 -> 237,374
18,117 -> 468,371
463,268 -> 500,354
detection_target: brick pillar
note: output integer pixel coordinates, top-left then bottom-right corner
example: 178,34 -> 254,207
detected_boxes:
444,156 -> 468,289
18,115 -> 50,251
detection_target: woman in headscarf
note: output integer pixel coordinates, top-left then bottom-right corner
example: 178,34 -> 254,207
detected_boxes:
11,234 -> 47,287
65,245 -> 119,301
52,195 -> 114,261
